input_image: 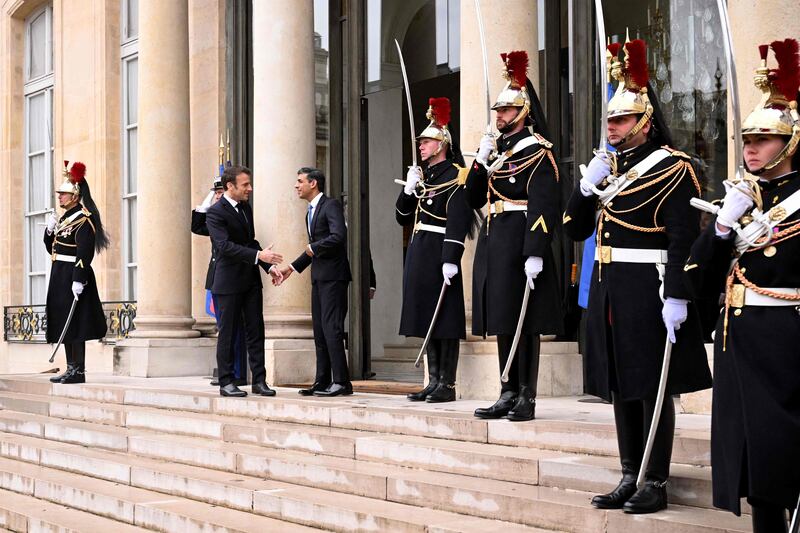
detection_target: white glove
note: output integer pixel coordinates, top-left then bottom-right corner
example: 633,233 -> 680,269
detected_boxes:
45,213 -> 57,234
442,262 -> 458,286
662,297 -> 688,344
71,281 -> 84,300
715,182 -> 754,231
579,153 -> 611,197
476,133 -> 495,165
196,190 -> 215,213
524,256 -> 543,290
404,166 -> 422,195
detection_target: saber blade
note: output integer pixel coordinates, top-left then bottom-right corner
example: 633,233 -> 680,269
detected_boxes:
594,0 -> 608,151
394,39 -> 417,168
414,281 -> 448,368
49,296 -> 78,363
474,0 -> 492,133
637,338 -> 674,487
501,284 -> 531,382
715,0 -> 744,182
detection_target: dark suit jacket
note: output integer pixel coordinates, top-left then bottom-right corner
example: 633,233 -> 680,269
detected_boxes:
291,194 -> 352,282
206,197 -> 274,294
191,210 -> 216,290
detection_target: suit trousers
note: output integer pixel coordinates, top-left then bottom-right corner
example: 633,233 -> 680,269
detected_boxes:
214,287 -> 266,387
312,280 -> 350,384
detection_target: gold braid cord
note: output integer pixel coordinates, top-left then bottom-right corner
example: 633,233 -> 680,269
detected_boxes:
413,178 -> 460,226
594,159 -> 697,280
485,147 -> 556,233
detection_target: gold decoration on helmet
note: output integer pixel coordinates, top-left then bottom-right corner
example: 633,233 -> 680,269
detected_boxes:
742,39 -> 800,172
606,35 -> 654,146
56,161 -> 86,196
491,51 -> 531,128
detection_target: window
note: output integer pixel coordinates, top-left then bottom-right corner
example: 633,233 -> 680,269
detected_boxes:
121,0 -> 139,299
23,5 -> 54,304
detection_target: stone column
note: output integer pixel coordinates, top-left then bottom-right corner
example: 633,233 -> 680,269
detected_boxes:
251,0 -> 316,384
116,0 -> 216,377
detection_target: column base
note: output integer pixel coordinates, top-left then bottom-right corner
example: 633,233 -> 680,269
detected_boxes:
114,337 -> 216,377
193,316 -> 217,336
129,315 -> 201,339
265,339 -> 317,386
264,313 -> 313,339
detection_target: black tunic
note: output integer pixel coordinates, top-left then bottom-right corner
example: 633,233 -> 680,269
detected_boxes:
685,171 -> 800,515
464,128 -> 563,336
396,160 -> 471,339
563,141 -> 711,401
44,205 -> 107,343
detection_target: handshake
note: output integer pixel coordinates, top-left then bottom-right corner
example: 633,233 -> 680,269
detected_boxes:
256,244 -> 292,287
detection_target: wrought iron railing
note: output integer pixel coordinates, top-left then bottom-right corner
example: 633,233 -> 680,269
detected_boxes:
3,301 -> 137,344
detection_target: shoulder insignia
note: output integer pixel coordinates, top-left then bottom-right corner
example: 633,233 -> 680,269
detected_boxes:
562,212 -> 572,224
76,259 -> 85,269
81,207 -> 92,216
454,165 -> 470,185
534,133 -> 553,149
661,146 -> 691,160
530,215 -> 549,234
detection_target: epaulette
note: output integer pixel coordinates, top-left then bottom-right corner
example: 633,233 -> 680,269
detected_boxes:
533,133 -> 554,149
661,146 -> 692,161
81,207 -> 92,217
454,164 -> 469,185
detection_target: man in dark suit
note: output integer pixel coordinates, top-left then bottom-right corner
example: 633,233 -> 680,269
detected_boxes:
191,177 -> 246,386
206,165 -> 284,397
278,168 -> 352,397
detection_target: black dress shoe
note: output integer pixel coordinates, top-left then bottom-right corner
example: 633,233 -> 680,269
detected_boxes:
506,388 -> 536,421
50,366 -> 72,383
313,382 -> 353,397
591,474 -> 638,509
622,480 -> 668,514
407,379 -> 438,402
252,382 -> 276,396
60,367 -> 85,385
219,383 -> 247,397
474,390 -> 517,419
426,383 -> 456,403
299,382 -> 331,396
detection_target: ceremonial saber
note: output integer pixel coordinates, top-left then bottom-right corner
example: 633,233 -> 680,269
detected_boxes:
790,492 -> 800,533
501,284 -> 531,382
474,0 -> 492,134
414,281 -> 448,368
394,39 -> 418,169
637,337 -> 673,487
594,0 -> 609,151
715,0 -> 745,183
49,296 -> 78,363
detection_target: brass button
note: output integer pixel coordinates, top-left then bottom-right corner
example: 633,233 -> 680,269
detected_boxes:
773,195 -> 780,204
733,309 -> 742,317
603,232 -> 610,238
740,267 -> 746,273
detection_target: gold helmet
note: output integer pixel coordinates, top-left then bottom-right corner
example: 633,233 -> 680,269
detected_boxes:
55,161 -> 86,196
416,97 -> 453,145
492,51 -> 530,128
742,39 -> 800,173
606,38 -> 654,146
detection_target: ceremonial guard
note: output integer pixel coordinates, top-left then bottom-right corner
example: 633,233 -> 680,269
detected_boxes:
685,39 -> 800,533
44,162 -> 109,384
396,97 -> 474,403
562,39 -> 711,513
465,51 -> 563,421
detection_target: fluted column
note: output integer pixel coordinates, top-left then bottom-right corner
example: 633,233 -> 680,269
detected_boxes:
252,0 -> 314,339
132,0 -> 196,338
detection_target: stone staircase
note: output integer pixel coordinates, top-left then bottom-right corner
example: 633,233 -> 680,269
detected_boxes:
0,375 -> 750,533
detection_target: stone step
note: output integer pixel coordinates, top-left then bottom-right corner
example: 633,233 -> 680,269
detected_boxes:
0,487 -> 149,532
0,456 -> 317,532
0,431 -> 552,533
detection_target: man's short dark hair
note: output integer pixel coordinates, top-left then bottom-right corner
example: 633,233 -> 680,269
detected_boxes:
297,167 -> 325,193
222,165 -> 252,191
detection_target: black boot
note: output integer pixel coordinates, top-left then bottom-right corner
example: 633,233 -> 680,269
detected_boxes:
427,339 -> 458,403
507,335 -> 540,421
61,342 -> 86,384
622,396 -> 675,514
50,344 -> 74,383
407,340 -> 441,401
474,391 -> 517,419
751,500 -> 789,533
592,392 -> 644,509
474,336 -> 518,418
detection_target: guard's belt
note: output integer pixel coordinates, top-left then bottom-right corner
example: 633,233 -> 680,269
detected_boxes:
728,285 -> 800,308
594,246 -> 668,265
52,254 -> 77,263
489,201 -> 527,215
414,222 -> 446,234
